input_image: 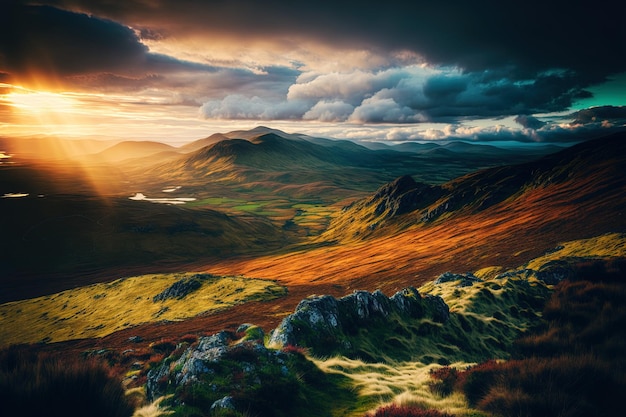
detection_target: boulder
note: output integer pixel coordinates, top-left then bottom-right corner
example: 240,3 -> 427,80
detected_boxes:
434,271 -> 483,287
153,274 -> 212,302
268,287 -> 449,357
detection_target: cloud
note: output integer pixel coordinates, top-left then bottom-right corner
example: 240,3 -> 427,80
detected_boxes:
288,68 -> 419,105
303,100 -> 354,122
1,4 -> 150,77
199,95 -> 308,120
514,115 -> 547,130
37,0 -> 626,81
570,106 -> 626,126
4,1 -> 625,144
285,66 -> 595,124
349,96 -> 425,123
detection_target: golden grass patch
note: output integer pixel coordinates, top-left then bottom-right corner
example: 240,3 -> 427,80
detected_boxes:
316,357 -> 473,415
0,273 -> 286,347
525,232 -> 626,270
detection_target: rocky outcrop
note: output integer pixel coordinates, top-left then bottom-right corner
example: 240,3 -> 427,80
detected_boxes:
268,288 -> 449,357
369,175 -> 444,218
146,329 -> 331,416
153,274 -> 212,302
435,271 -> 483,287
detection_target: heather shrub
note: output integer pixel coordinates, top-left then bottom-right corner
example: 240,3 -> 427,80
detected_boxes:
151,338 -> 177,354
458,360 -> 501,407
475,355 -> 623,417
0,344 -> 134,417
457,259 -> 626,417
369,403 -> 455,417
179,334 -> 198,344
428,366 -> 459,397
281,344 -> 309,356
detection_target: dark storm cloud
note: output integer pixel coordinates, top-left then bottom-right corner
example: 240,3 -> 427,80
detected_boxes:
0,4 -> 256,83
570,106 -> 626,126
0,4 -> 151,76
3,0 -> 625,137
29,0 -> 623,124
0,2 -> 301,99
514,115 -> 547,130
38,0 -> 626,79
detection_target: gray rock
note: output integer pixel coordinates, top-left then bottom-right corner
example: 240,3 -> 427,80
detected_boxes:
153,274 -> 213,302
434,271 -> 482,287
424,294 -> 450,323
210,396 -> 236,412
268,287 -> 450,357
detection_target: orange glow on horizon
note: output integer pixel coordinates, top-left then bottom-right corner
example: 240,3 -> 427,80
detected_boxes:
1,84 -> 98,138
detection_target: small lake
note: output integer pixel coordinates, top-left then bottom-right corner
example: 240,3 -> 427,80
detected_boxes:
129,192 -> 196,205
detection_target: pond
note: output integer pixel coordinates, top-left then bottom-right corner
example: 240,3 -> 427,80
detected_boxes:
129,192 -> 196,205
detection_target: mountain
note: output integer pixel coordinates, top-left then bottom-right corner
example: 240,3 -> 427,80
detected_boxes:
89,140 -> 179,163
321,132 -> 626,242
146,131 -> 417,199
178,132 -> 230,153
146,127 -> 559,202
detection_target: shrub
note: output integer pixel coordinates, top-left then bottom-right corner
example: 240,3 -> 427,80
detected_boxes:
458,360 -> 501,407
474,355 -> 624,417
369,403 -> 455,417
0,345 -> 134,417
281,344 -> 309,356
428,366 -> 459,397
457,261 -> 626,417
180,334 -> 198,344
151,338 -> 177,354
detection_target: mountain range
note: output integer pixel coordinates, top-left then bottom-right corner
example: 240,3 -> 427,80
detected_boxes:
1,126 -> 625,417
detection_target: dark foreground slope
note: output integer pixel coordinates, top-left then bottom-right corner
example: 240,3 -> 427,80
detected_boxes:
0,193 -> 284,302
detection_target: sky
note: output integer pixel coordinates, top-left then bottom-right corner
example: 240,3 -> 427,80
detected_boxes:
1,0 -> 626,145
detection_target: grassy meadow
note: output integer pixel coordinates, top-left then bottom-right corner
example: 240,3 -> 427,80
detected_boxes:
0,273 -> 286,346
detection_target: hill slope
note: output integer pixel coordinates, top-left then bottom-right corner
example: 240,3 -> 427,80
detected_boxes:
143,127 -> 560,204
202,133 -> 625,298
321,132 -> 626,242
89,141 -> 178,163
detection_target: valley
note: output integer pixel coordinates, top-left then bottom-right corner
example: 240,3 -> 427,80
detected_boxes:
1,127 -> 625,417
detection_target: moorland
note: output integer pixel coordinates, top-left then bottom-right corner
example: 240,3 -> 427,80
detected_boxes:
1,127 -> 624,417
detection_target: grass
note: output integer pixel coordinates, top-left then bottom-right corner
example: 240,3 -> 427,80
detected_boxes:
132,396 -> 174,417
525,232 -> 626,270
151,335 -> 359,417
187,195 -> 338,235
0,273 -> 286,347
317,357 -> 472,415
367,404 -> 457,417
443,257 -> 626,417
305,236 -> 626,416
310,272 -> 550,416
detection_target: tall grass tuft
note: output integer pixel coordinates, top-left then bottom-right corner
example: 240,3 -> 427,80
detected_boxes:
0,344 -> 135,417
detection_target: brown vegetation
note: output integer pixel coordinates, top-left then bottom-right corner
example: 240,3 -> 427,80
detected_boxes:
431,259 -> 626,417
0,344 -> 135,417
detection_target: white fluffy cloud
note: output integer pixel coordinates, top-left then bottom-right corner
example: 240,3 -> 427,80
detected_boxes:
348,96 -> 426,123
287,66 -> 435,105
303,100 -> 354,122
199,94 -> 308,120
